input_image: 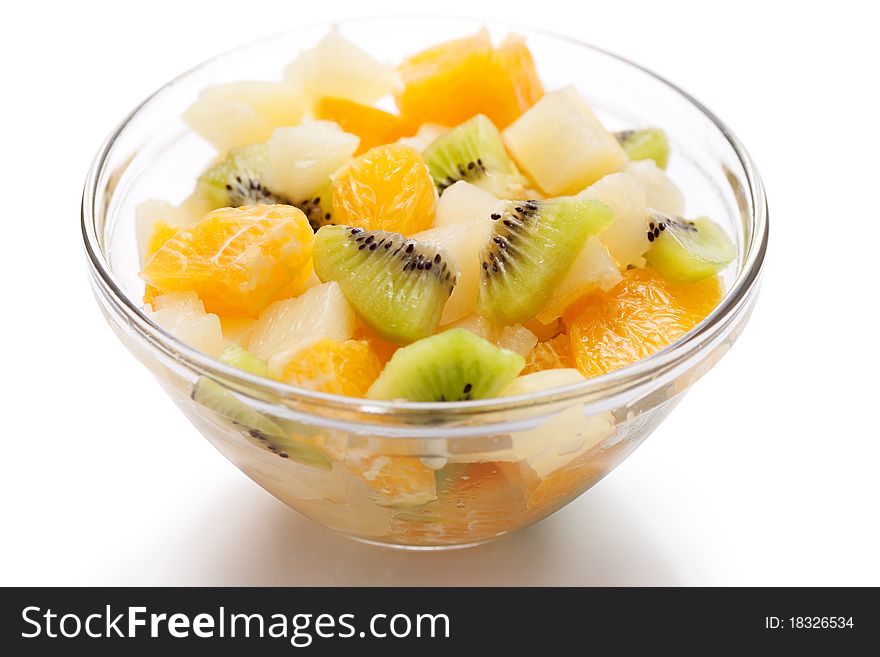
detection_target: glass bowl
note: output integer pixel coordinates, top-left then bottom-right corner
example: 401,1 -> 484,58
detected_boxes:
81,17 -> 767,549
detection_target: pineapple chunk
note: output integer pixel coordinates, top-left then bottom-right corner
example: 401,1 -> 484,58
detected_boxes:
434,181 -> 500,229
626,160 -> 685,217
580,172 -> 650,267
246,282 -> 355,378
182,82 -> 306,152
284,29 -> 395,106
535,237 -> 622,323
147,292 -> 223,358
414,217 -> 493,325
263,121 -> 360,202
503,86 -> 627,195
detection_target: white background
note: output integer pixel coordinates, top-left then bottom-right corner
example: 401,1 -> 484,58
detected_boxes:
2,0 -> 878,586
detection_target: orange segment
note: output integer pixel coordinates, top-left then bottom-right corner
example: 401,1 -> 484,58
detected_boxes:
346,452 -> 437,507
353,322 -> 399,365
397,30 -> 543,130
140,205 -> 314,317
523,332 -> 574,374
145,221 -> 178,259
142,221 -> 178,307
316,97 -> 405,154
390,461 -> 537,544
277,339 -> 382,397
331,143 -> 436,235
566,268 -> 724,378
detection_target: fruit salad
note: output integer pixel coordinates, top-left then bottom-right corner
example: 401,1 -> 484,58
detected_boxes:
135,28 -> 736,545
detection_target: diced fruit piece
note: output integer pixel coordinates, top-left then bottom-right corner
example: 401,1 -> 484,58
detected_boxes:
219,316 -> 258,346
535,237 -> 622,323
331,143 -> 436,235
477,197 -> 614,325
413,217 -> 492,325
196,143 -> 287,209
566,268 -> 724,378
367,328 -> 524,402
522,332 -> 574,373
397,29 -> 543,130
140,205 -> 314,317
391,461 -> 535,544
495,324 -> 538,356
264,121 -> 359,204
523,316 -> 563,341
503,86 -> 628,195
315,97 -> 404,154
398,123 -> 448,151
580,171 -> 650,267
284,28 -> 395,106
626,160 -> 684,216
352,322 -> 399,365
182,82 -> 305,152
148,292 -> 224,357
292,180 -> 336,232
434,181 -> 501,229
220,344 -> 268,377
135,200 -> 193,266
192,377 -> 332,470
615,128 -> 670,169
276,339 -> 382,397
344,451 -> 437,507
423,114 -> 527,197
313,226 -> 457,344
644,214 -> 735,283
247,281 -> 355,377
141,220 -> 178,265
443,313 -> 493,341
502,370 -> 613,480
196,145 -> 337,230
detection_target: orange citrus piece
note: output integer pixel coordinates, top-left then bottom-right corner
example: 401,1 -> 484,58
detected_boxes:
331,143 -> 436,235
397,30 -> 543,129
522,332 -> 574,374
142,221 -> 178,306
391,461 -> 537,544
352,322 -> 399,366
140,205 -> 314,317
566,268 -> 724,378
315,97 -> 405,154
346,452 -> 437,507
277,339 -> 382,398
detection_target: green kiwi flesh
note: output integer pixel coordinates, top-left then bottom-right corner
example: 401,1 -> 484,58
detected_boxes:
313,225 -> 457,344
614,128 -> 670,169
221,344 -> 269,377
366,328 -> 524,402
192,377 -> 331,471
644,213 -> 735,283
477,197 -> 614,325
196,143 -> 335,230
197,143 -> 288,208
422,114 -> 527,198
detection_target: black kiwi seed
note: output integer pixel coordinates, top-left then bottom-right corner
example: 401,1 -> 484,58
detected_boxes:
491,213 -> 501,220
647,231 -> 655,242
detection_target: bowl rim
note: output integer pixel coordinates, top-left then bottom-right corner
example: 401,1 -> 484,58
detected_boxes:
81,15 -> 768,418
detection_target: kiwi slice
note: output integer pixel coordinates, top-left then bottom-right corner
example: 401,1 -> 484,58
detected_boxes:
644,213 -> 735,283
192,377 -> 332,471
221,344 -> 269,377
614,128 -> 670,169
477,197 -> 614,325
197,143 -> 288,208
367,328 -> 524,402
196,144 -> 335,230
313,225 -> 457,344
423,114 -> 527,198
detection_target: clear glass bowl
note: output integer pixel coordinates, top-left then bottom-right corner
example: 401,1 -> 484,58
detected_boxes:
81,18 -> 767,549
